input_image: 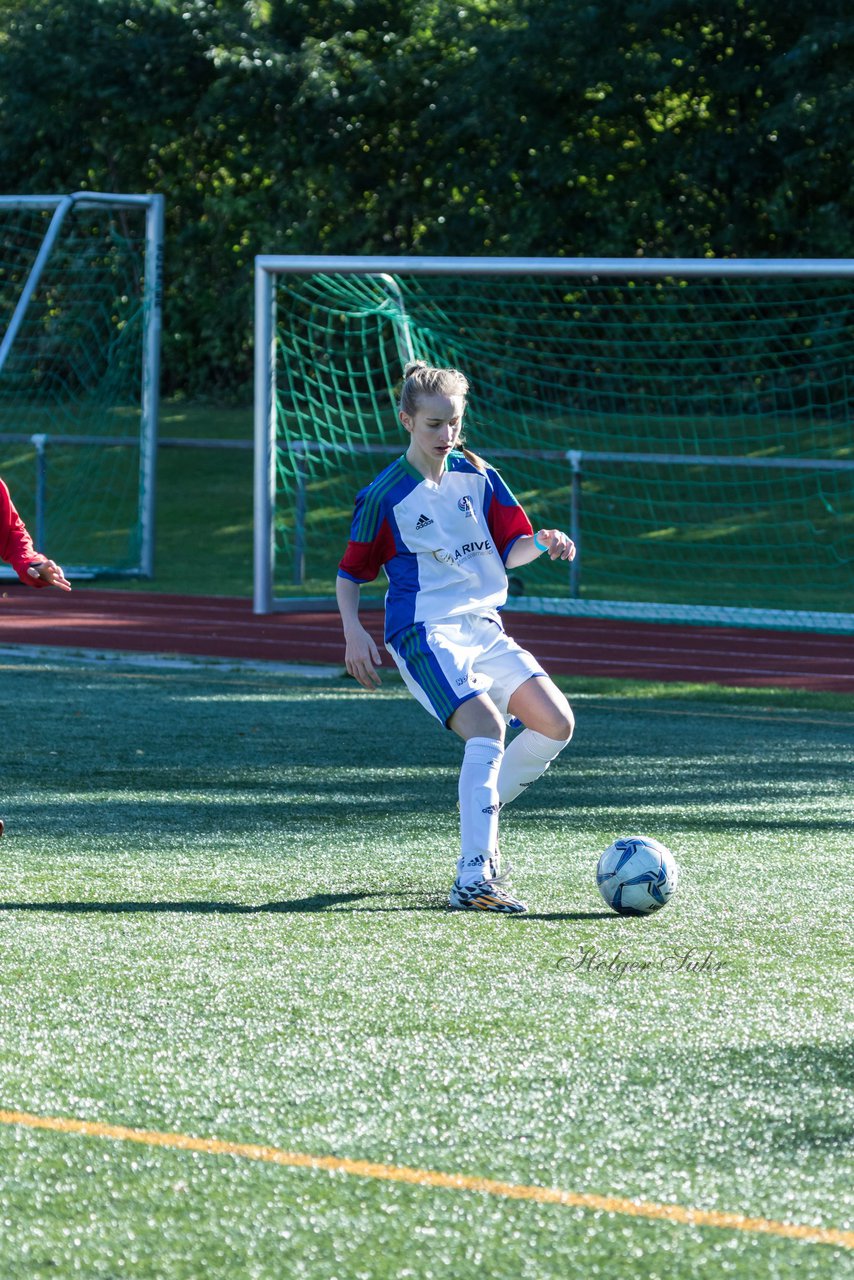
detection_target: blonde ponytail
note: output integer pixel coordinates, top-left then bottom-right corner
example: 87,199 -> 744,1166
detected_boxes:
460,444 -> 488,471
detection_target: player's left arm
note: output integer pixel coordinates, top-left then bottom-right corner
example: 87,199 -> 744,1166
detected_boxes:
505,529 -> 575,568
483,468 -> 574,568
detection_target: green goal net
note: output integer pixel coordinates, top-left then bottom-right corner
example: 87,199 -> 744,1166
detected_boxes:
255,258 -> 854,632
0,193 -> 163,578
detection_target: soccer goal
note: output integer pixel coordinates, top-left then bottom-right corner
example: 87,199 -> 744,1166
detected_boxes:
0,192 -> 164,579
253,256 -> 854,632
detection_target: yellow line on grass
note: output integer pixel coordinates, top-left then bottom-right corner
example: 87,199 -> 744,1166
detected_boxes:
0,1107 -> 850,1249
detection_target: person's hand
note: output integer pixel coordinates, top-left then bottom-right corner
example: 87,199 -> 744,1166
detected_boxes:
344,624 -> 382,690
535,529 -> 576,561
27,559 -> 72,591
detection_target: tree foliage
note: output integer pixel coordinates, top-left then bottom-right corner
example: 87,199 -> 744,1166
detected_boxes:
0,0 -> 851,396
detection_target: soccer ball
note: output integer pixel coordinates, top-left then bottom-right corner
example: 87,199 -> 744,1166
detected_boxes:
596,835 -> 678,916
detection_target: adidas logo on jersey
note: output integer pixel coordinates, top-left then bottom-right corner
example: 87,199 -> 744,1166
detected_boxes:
415,513 -> 434,529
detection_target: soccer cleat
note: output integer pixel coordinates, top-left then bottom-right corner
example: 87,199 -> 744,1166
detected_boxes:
448,876 -> 527,914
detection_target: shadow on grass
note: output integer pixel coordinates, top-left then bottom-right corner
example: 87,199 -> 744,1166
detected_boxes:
0,891 -> 385,915
0,891 -> 616,921
649,1041 -> 854,1156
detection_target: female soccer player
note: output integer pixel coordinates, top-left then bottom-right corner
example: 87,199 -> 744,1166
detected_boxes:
337,361 -> 575,914
0,475 -> 71,591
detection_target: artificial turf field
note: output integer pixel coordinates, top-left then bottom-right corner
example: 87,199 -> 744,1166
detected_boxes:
0,652 -> 852,1279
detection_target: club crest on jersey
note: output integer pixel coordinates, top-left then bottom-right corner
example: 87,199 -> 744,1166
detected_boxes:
457,495 -> 475,517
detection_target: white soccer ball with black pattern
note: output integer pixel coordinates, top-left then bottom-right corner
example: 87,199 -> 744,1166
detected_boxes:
596,835 -> 678,916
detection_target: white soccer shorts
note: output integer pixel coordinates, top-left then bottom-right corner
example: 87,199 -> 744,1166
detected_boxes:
386,610 -> 545,727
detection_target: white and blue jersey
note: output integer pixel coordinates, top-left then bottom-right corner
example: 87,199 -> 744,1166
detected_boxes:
338,451 -> 533,642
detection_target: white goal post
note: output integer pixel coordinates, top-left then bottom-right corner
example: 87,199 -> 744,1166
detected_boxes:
0,191 -> 164,579
253,255 -> 854,632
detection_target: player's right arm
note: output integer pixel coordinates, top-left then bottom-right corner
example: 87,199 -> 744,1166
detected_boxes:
337,481 -> 398,690
336,575 -> 382,689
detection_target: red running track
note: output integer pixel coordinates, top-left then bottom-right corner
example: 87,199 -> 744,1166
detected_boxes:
1,586 -> 852,691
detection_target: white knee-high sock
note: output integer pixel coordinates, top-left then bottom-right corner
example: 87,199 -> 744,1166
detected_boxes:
497,728 -> 571,807
456,736 -> 504,884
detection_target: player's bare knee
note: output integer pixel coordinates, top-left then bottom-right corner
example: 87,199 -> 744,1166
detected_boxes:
540,699 -> 574,744
449,694 -> 505,744
557,704 -> 575,743
480,702 -> 506,744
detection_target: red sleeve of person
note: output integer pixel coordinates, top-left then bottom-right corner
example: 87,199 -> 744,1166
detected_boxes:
0,476 -> 48,587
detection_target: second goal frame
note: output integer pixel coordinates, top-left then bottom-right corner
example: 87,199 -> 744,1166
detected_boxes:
253,255 -> 854,632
